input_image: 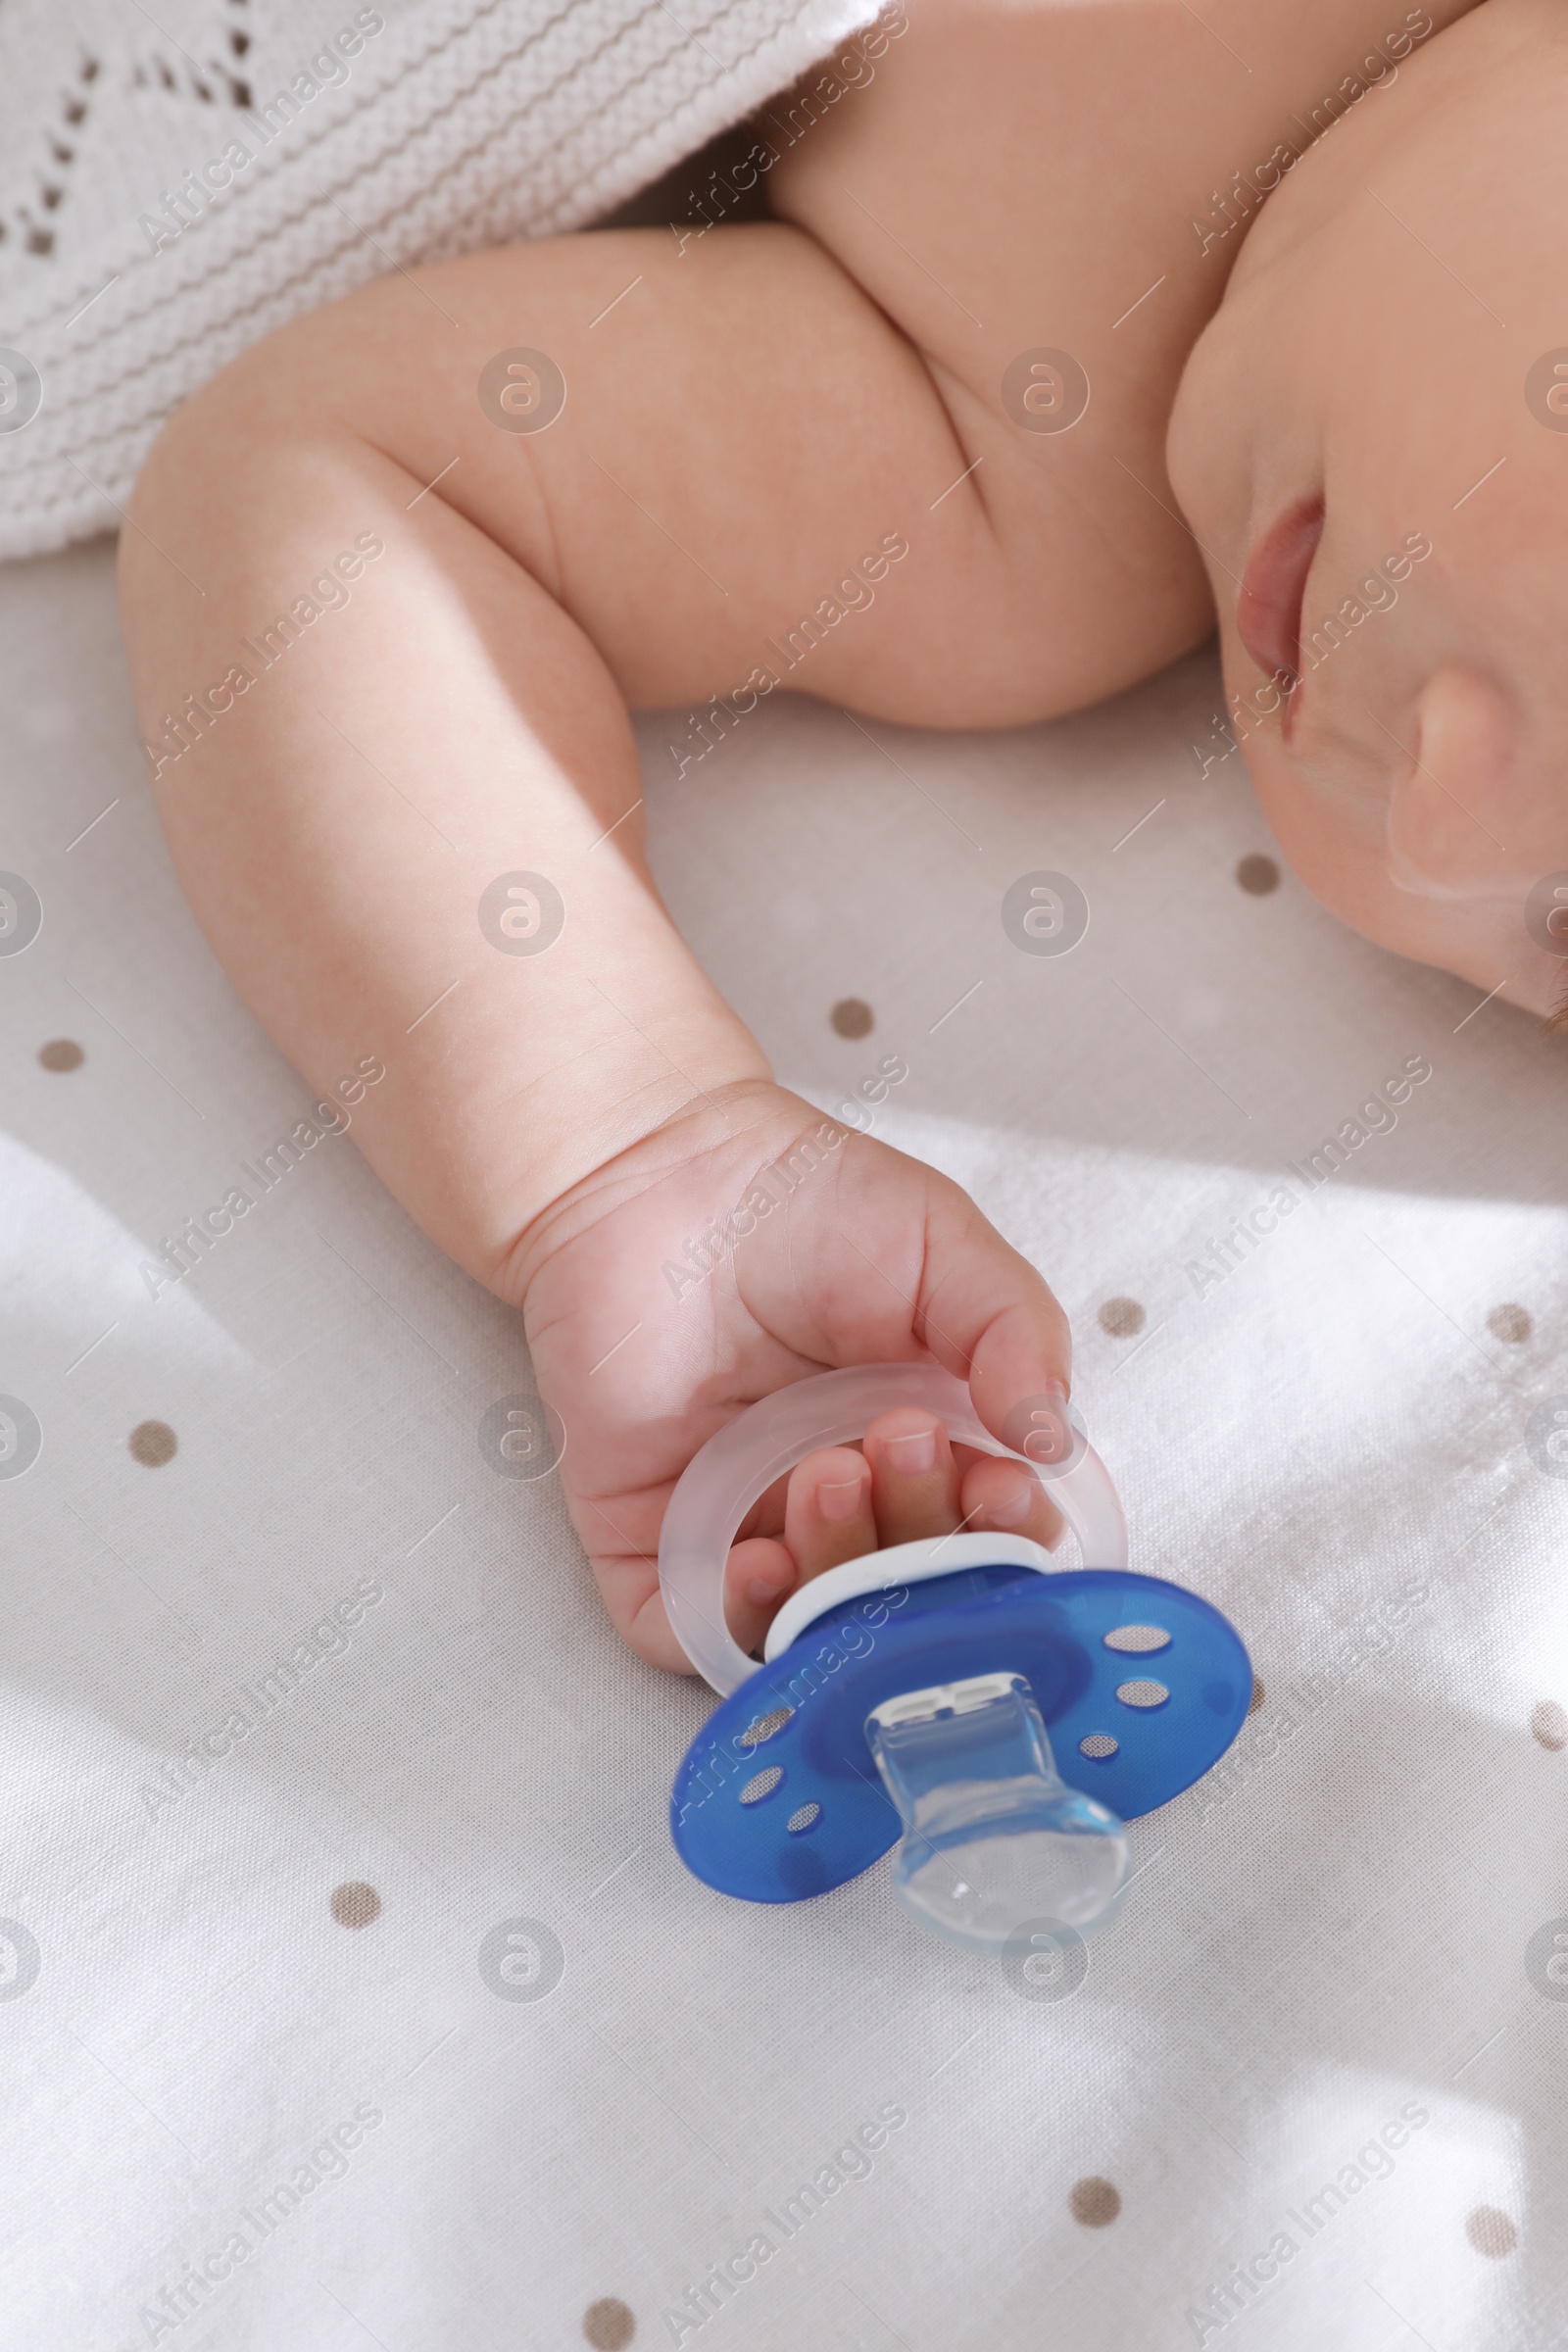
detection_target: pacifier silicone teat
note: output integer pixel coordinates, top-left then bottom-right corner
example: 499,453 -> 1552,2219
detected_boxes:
866,1671 -> 1129,1949
661,1363 -> 1251,1955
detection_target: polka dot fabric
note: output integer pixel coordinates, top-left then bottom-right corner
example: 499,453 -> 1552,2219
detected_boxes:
0,550 -> 1556,2349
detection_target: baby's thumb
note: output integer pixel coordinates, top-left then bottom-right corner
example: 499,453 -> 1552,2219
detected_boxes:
916,1179 -> 1075,1462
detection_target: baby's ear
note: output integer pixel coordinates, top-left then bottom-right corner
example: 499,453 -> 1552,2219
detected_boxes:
1386,663 -> 1531,897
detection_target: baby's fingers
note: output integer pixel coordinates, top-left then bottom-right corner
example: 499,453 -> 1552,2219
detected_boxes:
958,1452 -> 1064,1551
721,1535 -> 798,1658
910,1170 -> 1073,1457
621,1539 -> 794,1675
783,1446 -> 878,1584
862,1407 -> 962,1546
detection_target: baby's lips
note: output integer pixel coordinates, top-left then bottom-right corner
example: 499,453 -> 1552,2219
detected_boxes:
1237,495 -> 1324,687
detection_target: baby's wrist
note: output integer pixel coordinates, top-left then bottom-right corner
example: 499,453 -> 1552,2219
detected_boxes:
500,1072 -> 822,1311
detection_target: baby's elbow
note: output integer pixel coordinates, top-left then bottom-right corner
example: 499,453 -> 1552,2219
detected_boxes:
124,311 -> 331,572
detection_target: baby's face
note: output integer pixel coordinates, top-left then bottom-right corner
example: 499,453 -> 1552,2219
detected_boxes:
1168,0 -> 1568,1020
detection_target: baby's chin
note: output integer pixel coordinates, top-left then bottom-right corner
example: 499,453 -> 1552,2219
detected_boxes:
1348,884 -> 1560,1023
1234,742 -> 1557,1017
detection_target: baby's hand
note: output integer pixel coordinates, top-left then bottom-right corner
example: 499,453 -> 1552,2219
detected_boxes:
516,1080 -> 1071,1671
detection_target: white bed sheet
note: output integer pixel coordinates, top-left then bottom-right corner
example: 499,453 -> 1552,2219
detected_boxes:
1,538 -> 1564,2352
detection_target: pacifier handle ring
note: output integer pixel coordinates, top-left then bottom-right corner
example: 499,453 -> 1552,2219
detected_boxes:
658,1360 -> 1130,1695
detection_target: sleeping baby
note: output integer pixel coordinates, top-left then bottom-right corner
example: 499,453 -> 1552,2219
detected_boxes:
117,0 -> 1567,1668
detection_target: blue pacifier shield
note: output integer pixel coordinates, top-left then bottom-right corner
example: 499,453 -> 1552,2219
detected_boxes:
671,1564 -> 1251,1903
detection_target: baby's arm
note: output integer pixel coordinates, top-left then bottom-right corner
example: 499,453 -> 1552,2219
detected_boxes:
119,220 -> 1071,1662
122,222 -> 1014,1266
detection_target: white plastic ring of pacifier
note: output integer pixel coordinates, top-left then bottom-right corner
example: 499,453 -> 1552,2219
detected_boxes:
657,1361 -> 1130,1695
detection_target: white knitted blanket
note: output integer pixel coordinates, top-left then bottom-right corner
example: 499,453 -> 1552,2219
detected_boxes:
0,0 -> 876,563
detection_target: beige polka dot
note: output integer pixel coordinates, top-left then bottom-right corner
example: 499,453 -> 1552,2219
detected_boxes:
38,1039 -> 83,1072
1488,1302 -> 1532,1344
1249,1675 -> 1265,1716
1236,854 -> 1280,897
128,1420 -> 176,1467
1099,1297 -> 1146,1339
1466,2205 -> 1518,2258
1069,2177 -> 1121,2228
830,997 -> 873,1040
330,1882 -> 381,1930
1531,1699 -> 1568,1752
583,2299 -> 636,2349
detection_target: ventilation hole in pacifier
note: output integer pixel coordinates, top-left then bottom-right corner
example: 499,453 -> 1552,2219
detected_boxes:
1079,1733 -> 1119,1759
1103,1624 -> 1171,1653
738,1706 -> 794,1749
739,1765 -> 784,1805
1115,1679 -> 1169,1709
785,1802 -> 822,1835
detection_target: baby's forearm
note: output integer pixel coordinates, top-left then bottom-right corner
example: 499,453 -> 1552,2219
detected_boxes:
118,203 -> 1031,1303
120,389 -> 768,1296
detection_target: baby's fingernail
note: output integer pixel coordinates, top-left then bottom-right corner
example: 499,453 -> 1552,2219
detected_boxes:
816,1474 -> 865,1524
747,1569 -> 791,1603
985,1475 -> 1033,1528
1003,1380 -> 1072,1466
883,1428 -> 936,1476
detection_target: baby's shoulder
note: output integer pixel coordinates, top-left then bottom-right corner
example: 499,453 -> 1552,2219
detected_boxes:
760,0 -> 1470,709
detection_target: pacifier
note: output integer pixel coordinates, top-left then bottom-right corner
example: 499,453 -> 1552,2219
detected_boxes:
661,1363 -> 1252,1952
